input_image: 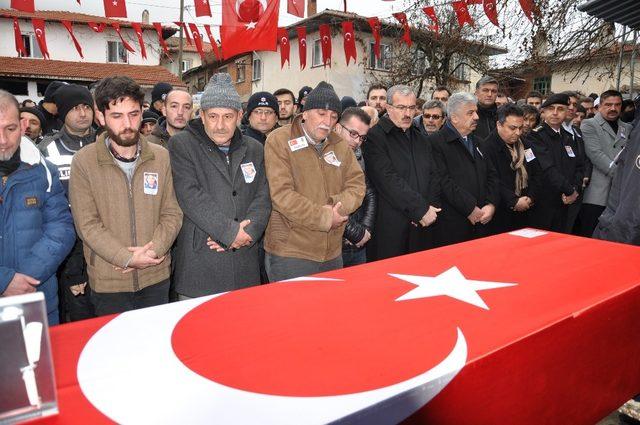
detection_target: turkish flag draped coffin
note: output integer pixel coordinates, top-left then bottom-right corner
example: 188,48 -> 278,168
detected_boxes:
220,0 -> 280,60
36,231 -> 640,424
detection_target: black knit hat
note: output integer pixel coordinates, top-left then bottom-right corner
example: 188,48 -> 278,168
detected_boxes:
142,109 -> 160,125
246,91 -> 279,116
151,82 -> 173,104
54,84 -> 94,122
541,93 -> 570,109
341,96 -> 357,111
298,86 -> 312,105
44,80 -> 68,103
303,81 -> 342,114
19,106 -> 46,127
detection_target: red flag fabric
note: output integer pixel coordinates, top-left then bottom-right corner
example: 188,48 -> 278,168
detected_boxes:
131,23 -> 147,59
174,21 -> 193,46
422,6 -> 439,34
518,0 -> 535,22
220,0 -> 280,60
318,23 -> 332,68
341,21 -> 356,66
203,24 -> 222,61
61,20 -> 84,59
111,22 -> 135,53
188,23 -> 207,61
10,0 -> 34,13
466,0 -> 483,4
194,0 -> 212,17
32,18 -> 50,59
296,25 -> 307,70
277,27 -> 290,68
103,0 -> 127,18
13,18 -> 26,57
153,22 -> 171,58
393,12 -> 412,47
287,0 -> 304,17
483,0 -> 499,26
367,17 -> 381,60
88,22 -> 106,32
452,1 -> 475,28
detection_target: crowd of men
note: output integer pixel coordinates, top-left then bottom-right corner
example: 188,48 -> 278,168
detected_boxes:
1,72 -> 639,325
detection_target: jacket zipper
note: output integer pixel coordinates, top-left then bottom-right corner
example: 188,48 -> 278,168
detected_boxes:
318,145 -> 331,261
127,178 -> 139,291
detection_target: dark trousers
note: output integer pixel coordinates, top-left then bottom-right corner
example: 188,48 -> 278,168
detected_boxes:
90,279 -> 170,317
264,253 -> 342,283
576,203 -> 606,237
342,246 -> 367,268
63,282 -> 95,322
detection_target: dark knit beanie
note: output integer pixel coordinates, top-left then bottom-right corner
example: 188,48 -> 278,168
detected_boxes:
54,84 -> 94,122
151,82 -> 173,104
142,109 -> 160,125
19,106 -> 46,127
246,91 -> 279,115
303,81 -> 342,114
44,80 -> 68,103
298,86 -> 312,105
341,96 -> 357,111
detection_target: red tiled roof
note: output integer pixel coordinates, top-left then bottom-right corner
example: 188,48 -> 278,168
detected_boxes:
0,56 -> 184,87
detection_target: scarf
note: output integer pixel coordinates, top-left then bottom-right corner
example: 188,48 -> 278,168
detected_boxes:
0,147 -> 21,177
507,140 -> 528,196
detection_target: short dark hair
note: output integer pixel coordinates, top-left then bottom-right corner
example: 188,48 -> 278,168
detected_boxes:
579,96 -> 593,105
526,91 -> 543,100
432,86 -> 451,96
497,103 -> 524,124
476,75 -> 499,89
522,104 -> 541,126
367,84 -> 387,99
94,76 -> 144,113
562,90 -> 579,100
575,104 -> 587,114
273,88 -> 295,102
340,106 -> 371,126
600,90 -> 623,102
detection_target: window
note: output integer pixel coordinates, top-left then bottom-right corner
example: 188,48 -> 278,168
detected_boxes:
413,49 -> 428,76
252,56 -> 262,81
218,66 -> 228,74
181,59 -> 193,73
533,76 -> 551,95
21,34 -> 43,59
197,76 -> 205,90
312,39 -> 323,67
107,40 -> 128,63
236,61 -> 246,83
451,54 -> 468,81
368,42 -> 391,71
0,80 -> 28,95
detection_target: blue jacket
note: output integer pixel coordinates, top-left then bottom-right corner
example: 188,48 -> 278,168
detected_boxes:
0,137 -> 75,323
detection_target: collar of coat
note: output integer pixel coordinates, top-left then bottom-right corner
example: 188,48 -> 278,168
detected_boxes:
443,120 -> 472,143
19,136 -> 53,192
187,118 -> 244,155
95,131 -> 155,166
290,114 -> 342,147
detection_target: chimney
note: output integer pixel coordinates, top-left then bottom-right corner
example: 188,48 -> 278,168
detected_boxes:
308,0 -> 317,16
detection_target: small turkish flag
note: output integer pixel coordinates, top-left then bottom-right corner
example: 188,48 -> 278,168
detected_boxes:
367,17 -> 381,60
174,21 -> 193,46
61,20 -> 84,59
188,24 -> 206,61
319,23 -> 332,68
10,0 -> 34,13
221,0 -> 280,60
422,6 -> 439,34
342,21 -> 356,66
111,22 -> 136,53
88,22 -> 106,32
393,12 -> 412,47
131,23 -> 147,59
296,25 -> 307,70
287,0 -> 304,17
452,1 -> 475,28
194,0 -> 212,17
277,27 -> 290,68
518,0 -> 536,22
32,18 -> 50,59
13,18 -> 26,57
483,0 -> 499,26
103,0 -> 127,18
153,22 -> 171,58
203,24 -> 222,61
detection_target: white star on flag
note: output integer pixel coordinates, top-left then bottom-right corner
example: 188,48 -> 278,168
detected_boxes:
245,21 -> 257,30
113,0 -> 117,5
391,267 -> 517,310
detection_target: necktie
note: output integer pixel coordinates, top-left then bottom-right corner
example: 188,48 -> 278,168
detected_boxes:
462,136 -> 474,156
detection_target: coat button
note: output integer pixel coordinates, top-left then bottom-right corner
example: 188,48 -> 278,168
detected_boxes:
232,191 -> 237,196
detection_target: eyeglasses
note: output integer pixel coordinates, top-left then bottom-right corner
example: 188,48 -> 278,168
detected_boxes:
339,123 -> 367,142
252,109 -> 275,117
388,104 -> 417,113
423,113 -> 443,120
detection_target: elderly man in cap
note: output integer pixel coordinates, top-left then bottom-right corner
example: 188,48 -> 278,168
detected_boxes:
526,93 -> 585,232
264,81 -> 365,282
242,91 -> 279,145
169,73 -> 271,298
20,106 -> 46,144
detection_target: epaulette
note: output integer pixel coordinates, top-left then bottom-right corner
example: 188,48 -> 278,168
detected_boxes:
532,125 -> 544,132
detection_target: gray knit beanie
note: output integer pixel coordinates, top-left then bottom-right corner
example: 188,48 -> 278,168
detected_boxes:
303,81 -> 342,115
200,73 -> 242,111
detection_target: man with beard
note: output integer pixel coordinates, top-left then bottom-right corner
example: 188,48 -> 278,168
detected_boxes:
39,84 -> 98,321
147,90 -> 192,149
241,91 -> 279,145
69,76 -> 182,316
274,88 -> 296,126
366,84 -> 388,117
20,106 -> 45,144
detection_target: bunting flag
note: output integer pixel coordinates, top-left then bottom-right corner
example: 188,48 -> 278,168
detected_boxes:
203,24 -> 222,61
422,6 -> 439,34
287,0 -> 304,18
153,22 -> 171,58
452,1 -> 475,28
13,17 -> 26,57
131,23 -> 147,59
318,23 -> 332,68
342,21 -> 356,66
61,20 -> 84,58
188,23 -> 206,61
103,0 -> 127,18
296,26 -> 307,70
393,12 -> 412,47
88,22 -> 106,32
174,21 -> 193,45
483,0 -> 499,27
277,27 -> 290,68
111,22 -> 136,53
194,0 -> 212,17
31,18 -> 50,59
220,0 -> 280,60
367,17 -> 381,60
10,0 -> 34,13
518,0 -> 535,22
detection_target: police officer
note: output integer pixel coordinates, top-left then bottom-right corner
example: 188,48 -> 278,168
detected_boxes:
526,93 -> 585,233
